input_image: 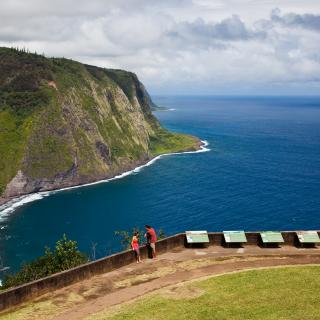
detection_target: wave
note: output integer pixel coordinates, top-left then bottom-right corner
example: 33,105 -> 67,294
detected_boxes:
0,140 -> 210,218
154,108 -> 176,112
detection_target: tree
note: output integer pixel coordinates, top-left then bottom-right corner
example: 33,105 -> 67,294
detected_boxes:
115,227 -> 166,250
54,234 -> 87,270
115,228 -> 141,250
1,234 -> 87,289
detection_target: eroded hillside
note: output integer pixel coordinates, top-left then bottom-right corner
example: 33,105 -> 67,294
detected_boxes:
0,47 -> 200,203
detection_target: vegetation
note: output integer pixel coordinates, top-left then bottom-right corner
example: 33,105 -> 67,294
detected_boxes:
1,234 -> 87,289
149,129 -> 199,156
0,47 -> 200,199
0,110 -> 33,194
88,266 -> 320,320
103,69 -> 136,102
0,48 -> 55,193
115,227 -> 165,250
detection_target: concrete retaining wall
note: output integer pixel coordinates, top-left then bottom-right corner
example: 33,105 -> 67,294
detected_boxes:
0,233 -> 185,311
0,231 -> 318,311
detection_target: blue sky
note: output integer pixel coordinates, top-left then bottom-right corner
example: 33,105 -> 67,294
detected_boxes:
1,0 -> 320,95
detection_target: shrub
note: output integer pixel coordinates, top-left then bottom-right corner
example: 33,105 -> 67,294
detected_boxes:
1,234 -> 87,289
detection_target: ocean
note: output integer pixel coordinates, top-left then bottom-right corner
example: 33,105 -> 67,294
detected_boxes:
1,96 -> 320,273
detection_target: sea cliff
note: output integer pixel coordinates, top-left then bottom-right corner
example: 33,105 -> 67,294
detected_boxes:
0,47 -> 201,205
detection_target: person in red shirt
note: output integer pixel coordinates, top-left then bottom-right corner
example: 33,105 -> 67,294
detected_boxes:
144,225 -> 157,258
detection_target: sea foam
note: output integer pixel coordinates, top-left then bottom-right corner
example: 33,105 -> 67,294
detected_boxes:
0,140 -> 210,218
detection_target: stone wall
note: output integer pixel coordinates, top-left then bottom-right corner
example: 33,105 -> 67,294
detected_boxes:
0,233 -> 185,311
0,231 -> 318,311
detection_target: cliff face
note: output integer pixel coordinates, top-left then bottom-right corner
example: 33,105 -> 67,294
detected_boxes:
0,48 -> 200,203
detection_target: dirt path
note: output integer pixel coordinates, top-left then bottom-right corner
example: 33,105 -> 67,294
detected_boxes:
54,254 -> 320,320
2,246 -> 320,320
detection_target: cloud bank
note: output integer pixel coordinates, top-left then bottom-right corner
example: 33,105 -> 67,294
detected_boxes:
0,0 -> 320,95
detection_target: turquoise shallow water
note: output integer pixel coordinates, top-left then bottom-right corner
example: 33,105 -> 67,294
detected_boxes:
1,96 -> 320,273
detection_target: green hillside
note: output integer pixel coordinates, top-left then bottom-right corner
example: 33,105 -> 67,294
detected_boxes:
0,47 -> 200,201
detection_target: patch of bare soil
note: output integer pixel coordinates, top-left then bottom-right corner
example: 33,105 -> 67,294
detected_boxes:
114,266 -> 176,288
177,255 -> 287,270
159,283 -> 204,300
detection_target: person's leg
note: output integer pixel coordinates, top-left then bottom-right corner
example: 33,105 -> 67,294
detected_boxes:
137,248 -> 141,262
150,243 -> 156,258
147,243 -> 153,259
134,249 -> 139,263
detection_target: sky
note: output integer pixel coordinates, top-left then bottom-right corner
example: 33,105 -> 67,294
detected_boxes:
1,0 -> 320,95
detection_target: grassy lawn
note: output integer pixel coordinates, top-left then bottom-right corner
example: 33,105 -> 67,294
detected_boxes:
88,266 -> 320,320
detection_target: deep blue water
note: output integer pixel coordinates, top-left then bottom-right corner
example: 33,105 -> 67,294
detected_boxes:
1,96 -> 320,273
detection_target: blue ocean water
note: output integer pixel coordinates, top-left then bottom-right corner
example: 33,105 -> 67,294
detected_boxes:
1,96 -> 320,273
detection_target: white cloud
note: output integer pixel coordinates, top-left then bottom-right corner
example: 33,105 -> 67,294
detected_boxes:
0,0 -> 320,94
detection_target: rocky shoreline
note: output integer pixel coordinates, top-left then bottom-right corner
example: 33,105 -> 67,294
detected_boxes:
0,139 -> 205,209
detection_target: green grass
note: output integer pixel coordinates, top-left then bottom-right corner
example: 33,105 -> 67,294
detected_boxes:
88,266 -> 320,320
149,129 -> 199,157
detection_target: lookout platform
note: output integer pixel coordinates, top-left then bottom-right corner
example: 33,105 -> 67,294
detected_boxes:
1,243 -> 320,320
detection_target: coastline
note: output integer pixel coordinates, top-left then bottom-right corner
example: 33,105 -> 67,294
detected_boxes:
0,140 -> 210,218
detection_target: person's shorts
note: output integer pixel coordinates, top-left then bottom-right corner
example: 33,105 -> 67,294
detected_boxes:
150,243 -> 156,251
